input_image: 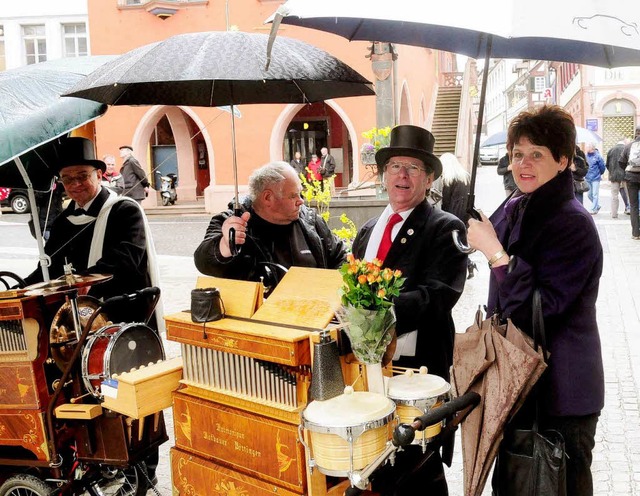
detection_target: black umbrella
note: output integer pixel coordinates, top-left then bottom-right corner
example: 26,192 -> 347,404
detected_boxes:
65,30 -> 374,249
267,0 -> 640,226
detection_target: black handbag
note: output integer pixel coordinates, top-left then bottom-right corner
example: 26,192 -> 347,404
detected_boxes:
494,290 -> 567,496
191,287 -> 225,323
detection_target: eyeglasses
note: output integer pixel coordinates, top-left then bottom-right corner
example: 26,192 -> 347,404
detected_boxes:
59,170 -> 96,186
385,161 -> 426,177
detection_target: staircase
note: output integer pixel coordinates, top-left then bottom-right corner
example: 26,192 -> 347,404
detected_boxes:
431,86 -> 462,158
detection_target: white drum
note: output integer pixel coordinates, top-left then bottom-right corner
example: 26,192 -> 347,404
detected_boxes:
387,367 -> 451,445
301,387 -> 396,476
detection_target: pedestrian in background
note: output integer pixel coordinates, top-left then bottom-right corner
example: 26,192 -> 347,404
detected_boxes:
619,126 -> 640,240
571,145 -> 589,205
496,152 -> 516,197
440,152 -> 477,279
101,154 -> 124,195
306,153 -> 322,182
119,145 -> 150,203
585,142 -> 606,214
289,151 -> 305,177
606,139 -> 630,218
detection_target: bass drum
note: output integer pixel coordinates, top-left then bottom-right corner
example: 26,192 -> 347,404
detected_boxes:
81,323 -> 165,397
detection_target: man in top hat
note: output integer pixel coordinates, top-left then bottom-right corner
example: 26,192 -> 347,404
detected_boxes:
24,137 -> 163,333
119,145 -> 150,203
351,125 -> 468,496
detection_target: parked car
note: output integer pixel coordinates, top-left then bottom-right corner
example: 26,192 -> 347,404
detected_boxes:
479,145 -> 501,165
0,187 -> 31,214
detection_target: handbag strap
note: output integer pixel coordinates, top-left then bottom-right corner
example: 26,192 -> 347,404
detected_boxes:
531,288 -> 547,432
532,289 -> 547,361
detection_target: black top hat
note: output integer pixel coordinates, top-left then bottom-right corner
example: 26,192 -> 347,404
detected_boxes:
55,137 -> 106,173
375,125 -> 442,179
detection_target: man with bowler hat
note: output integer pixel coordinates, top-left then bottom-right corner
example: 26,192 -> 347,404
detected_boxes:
351,125 -> 468,495
119,145 -> 150,203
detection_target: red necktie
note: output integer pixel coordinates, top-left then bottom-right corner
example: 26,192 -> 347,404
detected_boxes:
376,213 -> 403,262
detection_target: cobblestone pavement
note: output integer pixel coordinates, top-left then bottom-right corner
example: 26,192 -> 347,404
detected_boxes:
1,165 -> 639,495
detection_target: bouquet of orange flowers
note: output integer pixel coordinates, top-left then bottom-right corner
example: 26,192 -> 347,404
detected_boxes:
337,255 -> 405,364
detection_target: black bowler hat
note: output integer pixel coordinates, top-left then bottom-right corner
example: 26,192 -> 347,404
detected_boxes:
54,137 -> 106,173
375,125 -> 442,179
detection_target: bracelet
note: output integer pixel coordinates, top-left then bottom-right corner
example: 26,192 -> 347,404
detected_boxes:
487,249 -> 508,268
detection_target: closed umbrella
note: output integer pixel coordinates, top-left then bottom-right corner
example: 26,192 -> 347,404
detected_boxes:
451,315 -> 546,496
0,56 -> 116,280
64,30 -> 374,248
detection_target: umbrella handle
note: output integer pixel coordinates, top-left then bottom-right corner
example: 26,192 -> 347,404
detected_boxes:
452,230 -> 475,254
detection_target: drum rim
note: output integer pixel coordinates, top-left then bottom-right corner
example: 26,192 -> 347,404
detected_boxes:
302,408 -> 396,437
102,322 -> 165,378
387,379 -> 451,401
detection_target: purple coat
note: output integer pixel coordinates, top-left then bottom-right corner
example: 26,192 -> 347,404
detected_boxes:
488,168 -> 604,417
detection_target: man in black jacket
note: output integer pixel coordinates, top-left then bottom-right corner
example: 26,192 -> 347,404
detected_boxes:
194,161 -> 347,294
351,125 -> 467,496
606,139 -> 630,218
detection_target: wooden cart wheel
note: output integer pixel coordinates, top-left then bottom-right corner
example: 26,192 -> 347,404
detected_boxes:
0,474 -> 53,496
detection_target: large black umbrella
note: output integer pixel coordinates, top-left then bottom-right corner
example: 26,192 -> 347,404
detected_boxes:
267,0 -> 640,217
65,30 -> 374,243
0,56 -> 116,280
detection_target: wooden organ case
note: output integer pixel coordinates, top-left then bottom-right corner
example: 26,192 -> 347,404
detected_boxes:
166,268 -> 359,496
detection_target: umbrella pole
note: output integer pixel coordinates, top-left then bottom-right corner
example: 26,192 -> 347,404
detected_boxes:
467,34 -> 493,216
228,104 -> 243,255
14,157 -> 50,282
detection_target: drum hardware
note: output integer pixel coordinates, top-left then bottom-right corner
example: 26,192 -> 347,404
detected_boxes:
50,295 -> 109,371
309,329 -> 345,401
51,379 -> 73,391
344,392 -> 482,493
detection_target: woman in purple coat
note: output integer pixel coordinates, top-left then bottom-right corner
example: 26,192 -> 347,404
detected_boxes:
467,105 -> 604,496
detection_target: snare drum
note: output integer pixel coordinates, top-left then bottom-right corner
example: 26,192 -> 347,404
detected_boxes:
301,387 -> 396,476
81,323 -> 165,397
387,367 -> 450,444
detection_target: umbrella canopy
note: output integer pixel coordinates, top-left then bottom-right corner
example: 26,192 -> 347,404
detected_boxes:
482,126 -> 603,148
0,56 -> 116,281
64,30 -> 374,232
268,0 -> 640,214
64,31 -> 374,106
451,316 -> 546,496
269,0 -> 640,68
0,56 -> 115,176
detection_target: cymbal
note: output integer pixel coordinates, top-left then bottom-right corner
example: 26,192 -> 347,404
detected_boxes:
25,273 -> 113,296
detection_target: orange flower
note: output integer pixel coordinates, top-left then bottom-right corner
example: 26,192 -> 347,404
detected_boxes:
394,269 -> 402,278
347,253 -> 355,263
358,274 -> 367,285
382,268 -> 393,281
377,288 -> 386,298
367,273 -> 377,284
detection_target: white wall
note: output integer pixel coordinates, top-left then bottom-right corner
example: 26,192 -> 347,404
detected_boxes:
1,0 -> 88,70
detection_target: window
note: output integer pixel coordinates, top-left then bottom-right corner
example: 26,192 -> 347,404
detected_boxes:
530,76 -> 545,93
63,23 -> 87,57
23,25 -> 47,65
0,25 -> 5,71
